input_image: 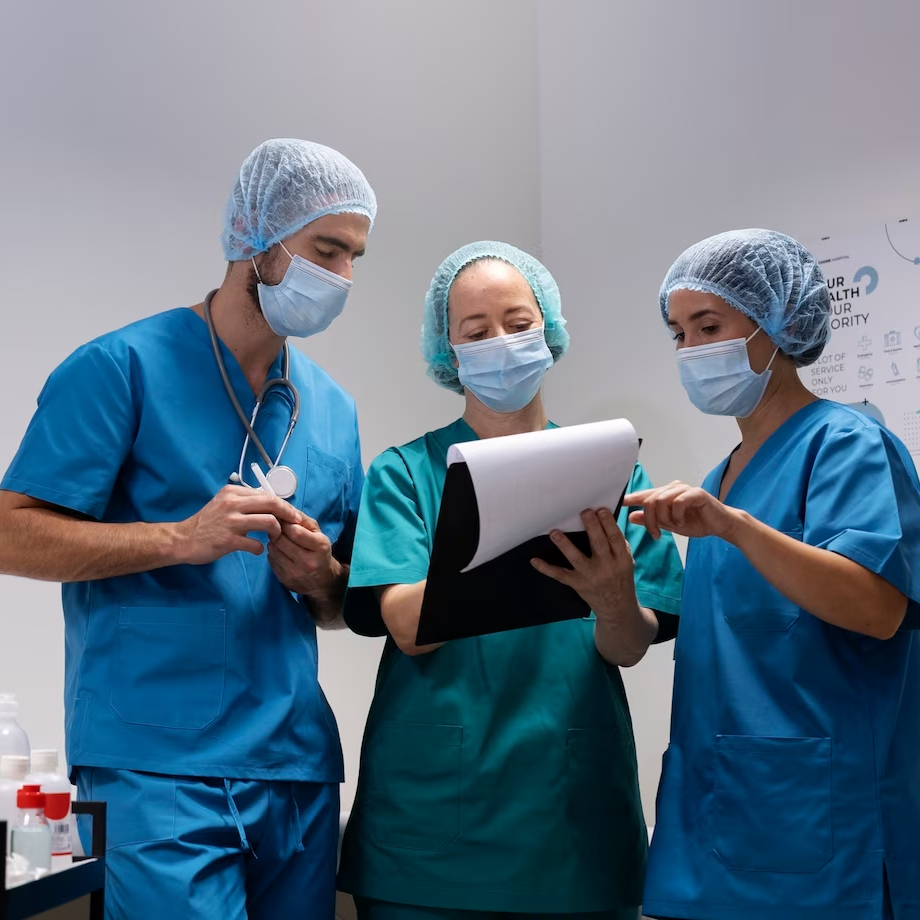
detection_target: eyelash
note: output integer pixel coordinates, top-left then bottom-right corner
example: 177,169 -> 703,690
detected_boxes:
673,325 -> 719,343
467,322 -> 533,341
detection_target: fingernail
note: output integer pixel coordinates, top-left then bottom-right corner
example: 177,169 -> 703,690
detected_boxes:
551,531 -> 561,542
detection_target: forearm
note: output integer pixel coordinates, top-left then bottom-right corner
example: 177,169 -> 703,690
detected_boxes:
378,581 -> 443,656
0,503 -> 185,582
725,511 -> 907,639
594,604 -> 659,667
304,562 -> 349,629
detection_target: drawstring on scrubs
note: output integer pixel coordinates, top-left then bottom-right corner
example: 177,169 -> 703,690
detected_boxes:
224,779 -> 252,854
290,784 -> 306,853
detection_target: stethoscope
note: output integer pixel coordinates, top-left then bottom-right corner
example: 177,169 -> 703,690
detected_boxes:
204,289 -> 301,499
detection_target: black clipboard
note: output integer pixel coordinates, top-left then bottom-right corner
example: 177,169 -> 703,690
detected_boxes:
415,460 -> 630,645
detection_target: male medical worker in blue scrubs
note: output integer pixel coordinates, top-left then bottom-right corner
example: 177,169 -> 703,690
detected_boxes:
0,138 -> 376,919
625,230 -> 920,920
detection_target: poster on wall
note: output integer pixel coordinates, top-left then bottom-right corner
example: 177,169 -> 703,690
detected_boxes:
803,217 -> 920,470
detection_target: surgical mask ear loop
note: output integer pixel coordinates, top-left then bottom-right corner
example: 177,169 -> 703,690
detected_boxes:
747,327 -> 780,376
252,242 -> 294,285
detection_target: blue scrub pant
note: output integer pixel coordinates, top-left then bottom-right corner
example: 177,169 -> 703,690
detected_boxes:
353,899 -> 638,920
74,768 -> 338,920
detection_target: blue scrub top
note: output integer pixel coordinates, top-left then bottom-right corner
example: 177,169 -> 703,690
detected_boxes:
1,308 -> 363,782
644,400 -> 920,920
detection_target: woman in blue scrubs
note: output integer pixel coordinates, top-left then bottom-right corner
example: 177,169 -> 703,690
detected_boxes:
338,241 -> 685,920
626,230 -> 920,920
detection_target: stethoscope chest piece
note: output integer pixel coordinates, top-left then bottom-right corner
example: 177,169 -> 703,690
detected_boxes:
265,465 -> 298,499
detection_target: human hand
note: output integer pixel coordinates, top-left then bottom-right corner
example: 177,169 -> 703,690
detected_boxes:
530,508 -> 640,620
625,481 -> 740,540
267,514 -> 341,601
175,486 -> 303,564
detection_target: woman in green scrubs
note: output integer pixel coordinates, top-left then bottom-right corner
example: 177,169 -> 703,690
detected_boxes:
338,241 -> 684,920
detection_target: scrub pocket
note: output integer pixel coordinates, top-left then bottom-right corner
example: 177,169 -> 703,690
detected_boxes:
303,447 -> 350,543
712,734 -> 833,872
362,721 -> 462,851
80,768 -> 176,850
111,606 -> 226,730
717,535 -> 803,633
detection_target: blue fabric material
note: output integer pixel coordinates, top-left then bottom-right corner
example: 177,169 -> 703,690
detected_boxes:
1,308 -> 363,781
644,401 -> 920,920
74,767 -> 338,920
659,229 -> 831,367
222,138 -> 376,260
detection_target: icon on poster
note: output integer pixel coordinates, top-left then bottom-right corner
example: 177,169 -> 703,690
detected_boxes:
858,366 -> 874,382
885,330 -> 902,348
858,335 -> 872,351
914,326 -> 920,341
892,362 -> 901,377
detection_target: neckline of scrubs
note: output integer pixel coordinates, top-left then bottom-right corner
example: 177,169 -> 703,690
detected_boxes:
452,416 -> 556,446
177,307 -> 287,414
713,399 -> 828,505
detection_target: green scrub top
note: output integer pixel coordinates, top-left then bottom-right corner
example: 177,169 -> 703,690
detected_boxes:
337,419 -> 683,915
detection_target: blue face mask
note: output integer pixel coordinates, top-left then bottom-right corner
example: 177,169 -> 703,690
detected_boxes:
453,326 -> 554,413
252,243 -> 351,338
677,327 -> 779,418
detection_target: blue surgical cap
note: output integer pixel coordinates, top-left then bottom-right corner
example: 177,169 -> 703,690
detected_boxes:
659,229 -> 831,367
421,241 -> 570,393
222,138 -> 377,261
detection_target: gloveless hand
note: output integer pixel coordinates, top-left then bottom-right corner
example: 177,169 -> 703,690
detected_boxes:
531,508 -> 640,620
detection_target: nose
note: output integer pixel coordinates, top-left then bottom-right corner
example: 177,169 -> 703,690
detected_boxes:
333,254 -> 354,282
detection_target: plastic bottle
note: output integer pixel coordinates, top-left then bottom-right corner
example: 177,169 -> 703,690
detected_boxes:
0,754 -> 30,852
0,693 -> 30,760
11,784 -> 51,872
25,750 -> 73,871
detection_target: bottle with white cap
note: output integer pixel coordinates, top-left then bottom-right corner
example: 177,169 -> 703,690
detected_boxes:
11,784 -> 52,873
0,754 -> 30,852
0,692 -> 30,760
25,750 -> 73,871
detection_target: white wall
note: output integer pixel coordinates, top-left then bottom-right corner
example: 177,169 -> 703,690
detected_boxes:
3,0 -> 920,829
536,0 -> 920,819
0,0 -> 540,808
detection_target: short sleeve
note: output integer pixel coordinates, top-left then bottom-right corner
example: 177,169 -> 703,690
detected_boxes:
331,418 -> 365,565
1,343 -> 136,520
343,448 -> 430,637
617,463 -> 684,629
805,423 -> 920,630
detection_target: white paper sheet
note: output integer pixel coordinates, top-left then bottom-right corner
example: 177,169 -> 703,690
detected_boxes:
447,418 -> 639,572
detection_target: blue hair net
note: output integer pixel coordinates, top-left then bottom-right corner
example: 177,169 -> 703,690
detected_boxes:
659,229 -> 831,367
222,138 -> 377,261
421,241 -> 570,393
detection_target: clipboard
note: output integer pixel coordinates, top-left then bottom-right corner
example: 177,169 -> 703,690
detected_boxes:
416,419 -> 639,645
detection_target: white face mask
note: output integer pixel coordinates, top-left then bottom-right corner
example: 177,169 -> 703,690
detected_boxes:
452,326 -> 554,413
252,243 -> 351,338
676,327 -> 779,418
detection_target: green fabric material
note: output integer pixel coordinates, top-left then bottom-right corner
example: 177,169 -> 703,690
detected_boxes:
338,419 -> 683,913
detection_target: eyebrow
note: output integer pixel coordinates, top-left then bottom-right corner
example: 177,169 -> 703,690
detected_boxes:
315,234 -> 365,258
667,308 -> 721,328
459,306 -> 536,323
